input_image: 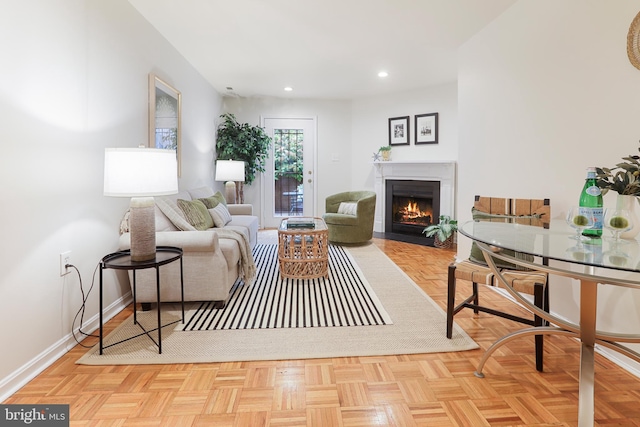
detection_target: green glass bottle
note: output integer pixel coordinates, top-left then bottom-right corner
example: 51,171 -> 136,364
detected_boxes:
579,167 -> 603,237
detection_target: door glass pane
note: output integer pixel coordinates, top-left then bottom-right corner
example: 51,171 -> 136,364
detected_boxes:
274,129 -> 304,216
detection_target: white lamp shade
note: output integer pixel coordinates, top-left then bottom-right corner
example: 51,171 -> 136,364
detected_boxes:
215,160 -> 245,182
104,148 -> 178,197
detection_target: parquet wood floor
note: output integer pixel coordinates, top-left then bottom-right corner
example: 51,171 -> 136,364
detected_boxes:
5,236 -> 640,426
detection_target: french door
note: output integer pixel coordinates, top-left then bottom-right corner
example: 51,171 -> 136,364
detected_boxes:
261,117 -> 317,228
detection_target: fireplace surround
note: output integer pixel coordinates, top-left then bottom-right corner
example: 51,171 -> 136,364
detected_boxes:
373,161 -> 456,246
385,179 -> 440,245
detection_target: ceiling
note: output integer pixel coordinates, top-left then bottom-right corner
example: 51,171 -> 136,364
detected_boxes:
128,0 -> 516,100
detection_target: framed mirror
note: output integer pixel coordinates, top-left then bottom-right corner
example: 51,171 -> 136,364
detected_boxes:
149,73 -> 181,176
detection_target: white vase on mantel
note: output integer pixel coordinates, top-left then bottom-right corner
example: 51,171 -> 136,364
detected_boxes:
615,194 -> 640,239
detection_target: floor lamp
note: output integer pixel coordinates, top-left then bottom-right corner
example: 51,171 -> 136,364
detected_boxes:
104,148 -> 178,261
215,160 -> 245,204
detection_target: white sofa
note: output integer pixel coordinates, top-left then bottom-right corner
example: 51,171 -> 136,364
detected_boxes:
118,186 -> 259,306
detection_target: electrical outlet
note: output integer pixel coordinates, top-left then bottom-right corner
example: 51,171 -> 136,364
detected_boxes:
60,251 -> 71,276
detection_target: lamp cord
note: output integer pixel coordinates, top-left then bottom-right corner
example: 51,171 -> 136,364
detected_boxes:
70,263 -> 100,348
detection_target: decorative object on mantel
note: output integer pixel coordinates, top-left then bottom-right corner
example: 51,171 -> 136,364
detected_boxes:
596,140 -> 640,238
215,113 -> 272,203
627,11 -> 640,70
415,113 -> 439,145
422,215 -> 457,249
388,116 -> 410,146
378,145 -> 392,161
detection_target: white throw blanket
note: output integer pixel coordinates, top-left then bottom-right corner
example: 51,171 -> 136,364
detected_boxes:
215,228 -> 256,282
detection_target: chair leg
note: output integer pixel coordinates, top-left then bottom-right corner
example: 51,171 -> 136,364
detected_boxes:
533,282 -> 545,372
446,264 -> 456,339
543,285 -> 550,326
472,282 -> 479,314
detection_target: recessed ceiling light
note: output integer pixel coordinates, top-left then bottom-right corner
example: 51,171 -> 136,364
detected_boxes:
284,87 -> 293,92
378,71 -> 388,78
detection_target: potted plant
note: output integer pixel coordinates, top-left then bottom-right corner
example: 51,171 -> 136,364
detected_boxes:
378,145 -> 392,161
595,139 -> 640,238
216,113 -> 272,203
422,215 -> 458,249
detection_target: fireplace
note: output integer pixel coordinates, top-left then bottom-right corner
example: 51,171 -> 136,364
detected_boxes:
373,161 -> 456,245
385,179 -> 440,246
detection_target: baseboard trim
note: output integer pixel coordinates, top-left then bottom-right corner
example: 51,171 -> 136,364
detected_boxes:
0,293 -> 132,402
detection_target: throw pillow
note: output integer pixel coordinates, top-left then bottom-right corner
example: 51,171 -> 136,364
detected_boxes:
155,197 -> 196,231
177,199 -> 214,231
209,203 -> 232,228
199,191 -> 227,209
337,202 -> 358,216
469,208 -> 540,270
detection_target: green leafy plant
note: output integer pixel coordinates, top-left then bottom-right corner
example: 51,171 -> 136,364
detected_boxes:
596,140 -> 640,196
422,215 -> 458,243
378,145 -> 392,152
215,113 -> 272,185
274,130 -> 303,182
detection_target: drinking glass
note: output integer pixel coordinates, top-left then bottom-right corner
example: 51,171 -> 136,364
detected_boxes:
566,206 -> 594,241
603,208 -> 633,243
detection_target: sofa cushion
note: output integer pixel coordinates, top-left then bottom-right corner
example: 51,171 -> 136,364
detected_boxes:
199,191 -> 227,209
155,204 -> 178,232
209,203 -> 232,227
156,196 -> 196,231
178,199 -> 214,231
323,212 -> 359,226
227,215 -> 259,248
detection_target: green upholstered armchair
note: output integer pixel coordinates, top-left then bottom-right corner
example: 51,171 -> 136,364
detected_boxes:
323,191 -> 376,244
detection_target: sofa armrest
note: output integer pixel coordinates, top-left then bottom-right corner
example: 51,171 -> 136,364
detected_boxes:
119,230 -> 220,253
227,204 -> 253,215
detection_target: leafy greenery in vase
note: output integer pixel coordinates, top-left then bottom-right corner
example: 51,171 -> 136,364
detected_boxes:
596,140 -> 640,196
422,215 -> 458,243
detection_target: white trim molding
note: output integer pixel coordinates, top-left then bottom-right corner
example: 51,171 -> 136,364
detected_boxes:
373,160 -> 457,233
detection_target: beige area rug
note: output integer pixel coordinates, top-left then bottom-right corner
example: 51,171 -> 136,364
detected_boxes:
77,237 -> 477,365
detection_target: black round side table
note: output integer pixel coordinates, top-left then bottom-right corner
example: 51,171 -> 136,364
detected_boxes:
99,246 -> 184,354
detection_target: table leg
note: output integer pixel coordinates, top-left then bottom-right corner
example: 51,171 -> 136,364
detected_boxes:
156,266 -> 162,354
578,279 -> 597,427
99,263 -> 104,355
180,256 -> 185,323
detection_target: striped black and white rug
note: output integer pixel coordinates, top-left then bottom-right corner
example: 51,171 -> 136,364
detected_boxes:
182,244 -> 393,330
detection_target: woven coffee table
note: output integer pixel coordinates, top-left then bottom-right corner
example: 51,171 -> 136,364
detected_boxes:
278,217 -> 329,279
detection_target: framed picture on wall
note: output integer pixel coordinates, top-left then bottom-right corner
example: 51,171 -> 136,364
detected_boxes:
149,73 -> 182,176
415,113 -> 438,145
388,116 -> 410,146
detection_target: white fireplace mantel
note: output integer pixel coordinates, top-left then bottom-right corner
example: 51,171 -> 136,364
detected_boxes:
373,160 -> 457,233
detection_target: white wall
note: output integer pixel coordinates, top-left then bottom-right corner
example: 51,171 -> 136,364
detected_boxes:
0,0 -> 222,399
223,85 -> 458,222
222,97 -> 352,219
351,83 -> 459,201
458,0 -> 640,372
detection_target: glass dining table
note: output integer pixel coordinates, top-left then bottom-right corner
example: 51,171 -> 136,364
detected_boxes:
459,218 -> 640,427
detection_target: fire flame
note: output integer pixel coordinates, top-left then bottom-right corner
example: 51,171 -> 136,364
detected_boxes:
398,201 -> 432,222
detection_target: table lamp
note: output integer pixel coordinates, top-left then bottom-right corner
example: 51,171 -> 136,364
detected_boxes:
215,159 -> 245,204
104,147 -> 178,261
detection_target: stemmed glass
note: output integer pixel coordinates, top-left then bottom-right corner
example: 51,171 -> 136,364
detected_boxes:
603,208 -> 633,244
566,206 -> 594,242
